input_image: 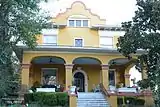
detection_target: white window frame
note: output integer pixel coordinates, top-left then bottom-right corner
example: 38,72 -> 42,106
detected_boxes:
41,68 -> 58,85
43,34 -> 57,45
74,38 -> 84,47
99,36 -> 113,48
67,18 -> 90,27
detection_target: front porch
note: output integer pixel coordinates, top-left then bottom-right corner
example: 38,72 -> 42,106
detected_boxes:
21,56 -> 139,93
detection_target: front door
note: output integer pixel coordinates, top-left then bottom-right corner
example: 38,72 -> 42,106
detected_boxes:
74,72 -> 85,92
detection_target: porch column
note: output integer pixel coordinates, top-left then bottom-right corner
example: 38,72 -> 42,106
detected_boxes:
21,64 -> 30,86
124,74 -> 131,87
101,65 -> 109,90
65,64 -> 73,90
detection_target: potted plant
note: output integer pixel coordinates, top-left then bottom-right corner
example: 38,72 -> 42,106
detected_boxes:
69,78 -> 76,94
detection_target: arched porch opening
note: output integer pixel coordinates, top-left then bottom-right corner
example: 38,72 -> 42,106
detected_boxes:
72,57 -> 101,92
29,56 -> 66,88
108,58 -> 138,88
129,65 -> 142,87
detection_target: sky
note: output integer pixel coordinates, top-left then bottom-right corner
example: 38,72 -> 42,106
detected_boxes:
41,0 -> 142,86
40,0 -> 137,26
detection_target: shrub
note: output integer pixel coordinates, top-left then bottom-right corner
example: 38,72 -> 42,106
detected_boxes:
117,97 -> 145,106
24,93 -> 34,104
24,92 -> 69,106
56,92 -> 69,106
135,99 -> 145,105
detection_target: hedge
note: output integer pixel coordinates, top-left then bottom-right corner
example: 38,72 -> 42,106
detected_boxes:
24,92 -> 69,107
117,97 -> 145,106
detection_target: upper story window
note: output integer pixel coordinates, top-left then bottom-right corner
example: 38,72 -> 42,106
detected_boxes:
42,29 -> 58,45
74,38 -> 83,47
100,36 -> 113,48
68,19 -> 89,27
43,35 -> 57,45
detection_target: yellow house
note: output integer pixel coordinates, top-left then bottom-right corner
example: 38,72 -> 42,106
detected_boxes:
18,1 -> 153,107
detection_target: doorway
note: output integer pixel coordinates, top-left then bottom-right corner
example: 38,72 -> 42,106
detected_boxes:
74,72 -> 85,92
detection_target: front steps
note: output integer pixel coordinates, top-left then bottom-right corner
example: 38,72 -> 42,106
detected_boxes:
77,92 -> 110,107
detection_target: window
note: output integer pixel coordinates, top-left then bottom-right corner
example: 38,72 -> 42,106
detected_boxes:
109,70 -> 116,86
82,20 -> 88,27
68,19 -> 89,27
100,36 -> 113,48
76,20 -> 81,27
69,20 -> 74,27
41,68 -> 57,85
43,35 -> 57,45
75,39 -> 83,47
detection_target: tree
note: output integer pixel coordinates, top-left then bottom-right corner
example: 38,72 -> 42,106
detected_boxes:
117,0 -> 160,105
0,0 -> 50,98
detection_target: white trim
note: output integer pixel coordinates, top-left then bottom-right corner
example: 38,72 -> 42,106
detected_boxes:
68,15 -> 88,18
74,38 -> 84,47
73,69 -> 88,92
23,50 -> 123,55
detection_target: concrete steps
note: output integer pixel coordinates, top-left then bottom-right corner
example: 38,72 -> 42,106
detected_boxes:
77,92 -> 110,107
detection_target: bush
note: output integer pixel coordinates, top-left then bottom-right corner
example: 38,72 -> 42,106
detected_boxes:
24,92 -> 69,106
117,97 -> 145,106
24,93 -> 34,103
135,99 -> 145,105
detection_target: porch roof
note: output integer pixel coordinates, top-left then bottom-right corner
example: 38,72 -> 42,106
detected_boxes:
17,45 -> 146,55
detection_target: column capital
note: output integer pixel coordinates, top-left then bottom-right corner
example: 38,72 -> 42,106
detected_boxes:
65,64 -> 74,69
101,64 -> 109,70
21,64 -> 30,69
124,74 -> 131,78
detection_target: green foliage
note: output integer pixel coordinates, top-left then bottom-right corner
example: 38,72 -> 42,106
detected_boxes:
117,0 -> 160,105
137,79 -> 150,89
24,92 -> 69,106
0,0 -> 50,98
117,97 -> 145,106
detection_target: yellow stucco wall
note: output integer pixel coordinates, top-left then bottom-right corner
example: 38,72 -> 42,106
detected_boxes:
23,52 -> 126,65
35,1 -> 121,48
58,28 -> 99,47
29,64 -> 101,91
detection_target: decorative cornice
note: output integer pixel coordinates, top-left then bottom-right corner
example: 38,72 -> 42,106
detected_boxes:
18,45 -> 146,55
65,64 -> 74,69
101,64 -> 109,70
21,64 -> 30,69
124,74 -> 131,78
54,1 -> 106,22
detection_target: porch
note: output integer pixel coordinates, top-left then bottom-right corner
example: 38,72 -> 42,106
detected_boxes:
21,56 -> 140,92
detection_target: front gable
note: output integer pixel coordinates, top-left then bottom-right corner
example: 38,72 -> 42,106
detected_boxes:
52,1 -> 106,26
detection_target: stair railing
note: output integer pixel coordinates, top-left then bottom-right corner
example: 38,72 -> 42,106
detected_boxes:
99,83 -> 110,97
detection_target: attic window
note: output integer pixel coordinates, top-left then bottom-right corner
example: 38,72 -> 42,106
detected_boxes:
69,20 -> 74,27
68,19 -> 89,27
